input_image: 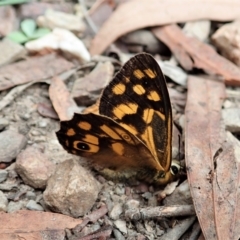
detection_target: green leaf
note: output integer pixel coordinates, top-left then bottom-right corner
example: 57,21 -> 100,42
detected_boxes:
21,19 -> 36,38
30,28 -> 51,39
7,31 -> 28,44
0,0 -> 30,6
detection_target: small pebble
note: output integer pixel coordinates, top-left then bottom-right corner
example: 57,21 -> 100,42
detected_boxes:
31,130 -> 41,136
115,186 -> 125,196
0,183 -> 18,191
0,170 -> 8,183
20,113 -> 31,120
7,201 -> 24,213
114,219 -> 127,234
26,200 -> 44,211
141,192 -> 152,200
0,118 -> 9,130
26,191 -> 36,200
113,229 -> 125,240
38,120 -> 48,128
0,190 -> 8,211
124,199 -> 140,211
109,203 -> 123,220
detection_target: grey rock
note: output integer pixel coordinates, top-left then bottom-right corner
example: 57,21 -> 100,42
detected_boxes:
7,201 -> 24,213
109,203 -> 123,220
124,199 -> 140,211
0,183 -> 18,191
0,170 -> 8,183
43,159 -> 101,217
222,108 -> 240,133
38,120 -> 48,128
0,118 -> 9,130
113,229 -> 125,240
0,190 -> 8,211
26,200 -> 44,211
26,191 -> 36,200
141,192 -> 152,200
0,130 -> 27,162
15,146 -> 56,189
115,185 -> 125,196
114,219 -> 127,234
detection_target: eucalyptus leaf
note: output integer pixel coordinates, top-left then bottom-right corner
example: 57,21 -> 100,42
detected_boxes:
0,0 -> 29,6
21,19 -> 36,38
30,28 -> 51,39
7,31 -> 28,44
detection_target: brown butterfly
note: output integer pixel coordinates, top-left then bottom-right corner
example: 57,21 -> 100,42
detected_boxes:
56,53 -> 180,185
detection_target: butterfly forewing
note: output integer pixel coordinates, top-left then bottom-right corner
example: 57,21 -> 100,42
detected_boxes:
99,54 -> 172,172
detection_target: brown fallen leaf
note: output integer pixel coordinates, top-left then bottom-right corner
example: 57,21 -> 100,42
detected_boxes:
49,77 -> 79,121
0,54 -> 75,91
90,0 -> 240,55
0,210 -> 82,240
37,102 -> 59,119
72,61 -> 114,106
152,24 -> 240,86
185,76 -> 240,239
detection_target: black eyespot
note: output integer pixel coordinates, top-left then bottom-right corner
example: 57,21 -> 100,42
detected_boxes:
170,164 -> 180,175
77,142 -> 90,151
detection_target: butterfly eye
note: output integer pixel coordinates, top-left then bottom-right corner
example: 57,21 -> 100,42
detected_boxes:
170,161 -> 181,175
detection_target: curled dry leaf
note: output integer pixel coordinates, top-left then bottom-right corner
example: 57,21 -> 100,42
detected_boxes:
152,24 -> 240,86
90,0 -> 240,55
37,9 -> 86,33
49,77 -> 79,121
26,28 -> 91,63
185,76 -> 240,239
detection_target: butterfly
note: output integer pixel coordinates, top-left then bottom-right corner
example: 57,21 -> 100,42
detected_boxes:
56,53 -> 180,185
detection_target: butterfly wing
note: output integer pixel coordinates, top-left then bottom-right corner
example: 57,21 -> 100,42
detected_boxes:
56,113 -> 159,172
99,53 -> 172,173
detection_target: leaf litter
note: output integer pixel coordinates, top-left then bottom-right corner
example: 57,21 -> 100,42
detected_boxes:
0,0 -> 240,239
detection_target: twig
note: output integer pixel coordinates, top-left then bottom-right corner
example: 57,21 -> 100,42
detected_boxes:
125,205 -> 195,221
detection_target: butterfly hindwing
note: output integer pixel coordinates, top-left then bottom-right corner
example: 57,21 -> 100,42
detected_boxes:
99,53 -> 172,172
56,112 -> 161,171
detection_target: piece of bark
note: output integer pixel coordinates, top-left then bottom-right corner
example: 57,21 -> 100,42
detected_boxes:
0,210 -> 82,240
90,0 -> 240,55
0,54 -> 75,91
185,75 -> 240,239
152,24 -> 240,86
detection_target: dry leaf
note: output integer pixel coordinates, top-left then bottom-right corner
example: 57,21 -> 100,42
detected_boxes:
90,0 -> 240,55
0,210 -> 82,240
0,54 -> 74,91
49,77 -> 79,121
185,76 -> 240,239
152,24 -> 240,86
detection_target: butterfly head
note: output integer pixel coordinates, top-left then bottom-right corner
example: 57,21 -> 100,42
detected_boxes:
153,160 -> 181,185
